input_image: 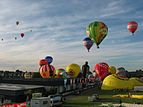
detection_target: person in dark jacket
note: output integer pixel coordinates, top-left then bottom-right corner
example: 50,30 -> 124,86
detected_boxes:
82,61 -> 90,78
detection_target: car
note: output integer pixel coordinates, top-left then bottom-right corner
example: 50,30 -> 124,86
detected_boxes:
48,94 -> 63,107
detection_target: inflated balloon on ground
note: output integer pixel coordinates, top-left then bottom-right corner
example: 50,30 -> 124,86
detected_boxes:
39,59 -> 48,66
94,62 -> 109,81
109,66 -> 116,74
45,56 -> 53,64
39,65 -> 55,78
56,68 -> 68,78
116,67 -> 127,78
66,63 -> 80,78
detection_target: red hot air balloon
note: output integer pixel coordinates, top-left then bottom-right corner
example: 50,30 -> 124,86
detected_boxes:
39,59 -> 48,67
21,33 -> 24,38
94,62 -> 109,81
127,21 -> 138,35
83,37 -> 93,52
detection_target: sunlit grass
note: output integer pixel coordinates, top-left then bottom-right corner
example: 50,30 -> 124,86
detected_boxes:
63,87 -> 143,107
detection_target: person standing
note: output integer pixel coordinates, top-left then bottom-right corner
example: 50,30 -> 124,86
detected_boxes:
82,61 -> 90,78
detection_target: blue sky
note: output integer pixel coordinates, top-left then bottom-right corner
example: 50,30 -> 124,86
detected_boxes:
0,0 -> 143,72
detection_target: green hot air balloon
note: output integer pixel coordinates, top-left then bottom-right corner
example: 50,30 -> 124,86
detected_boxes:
86,21 -> 108,48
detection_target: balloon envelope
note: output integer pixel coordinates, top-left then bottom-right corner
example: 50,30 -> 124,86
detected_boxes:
94,62 -> 109,81
127,21 -> 138,34
56,68 -> 68,78
109,66 -> 116,74
66,63 -> 80,78
16,21 -> 19,25
39,65 -> 55,78
86,21 -> 108,48
45,56 -> 53,64
21,33 -> 24,38
39,59 -> 48,66
116,67 -> 127,78
83,37 -> 93,52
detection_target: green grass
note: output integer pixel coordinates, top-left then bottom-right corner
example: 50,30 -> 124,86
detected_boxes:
63,87 -> 143,107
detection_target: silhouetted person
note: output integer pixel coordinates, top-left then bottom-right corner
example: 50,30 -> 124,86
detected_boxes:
82,61 -> 90,78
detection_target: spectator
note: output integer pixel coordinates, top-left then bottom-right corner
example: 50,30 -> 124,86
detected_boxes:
82,61 -> 90,78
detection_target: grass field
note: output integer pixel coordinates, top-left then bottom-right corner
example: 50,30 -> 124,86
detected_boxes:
63,87 -> 143,107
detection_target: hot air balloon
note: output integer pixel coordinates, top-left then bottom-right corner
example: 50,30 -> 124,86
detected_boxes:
45,56 -> 53,64
66,63 -> 80,78
56,68 -> 68,78
116,67 -> 127,78
39,59 -> 48,67
127,21 -> 138,35
82,37 -> 93,52
39,64 -> 55,78
21,33 -> 24,38
94,62 -> 109,81
86,21 -> 108,48
109,66 -> 116,74
15,37 -> 17,40
16,21 -> 19,25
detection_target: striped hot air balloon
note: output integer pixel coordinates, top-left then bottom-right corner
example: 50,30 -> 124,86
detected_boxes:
39,64 -> 55,78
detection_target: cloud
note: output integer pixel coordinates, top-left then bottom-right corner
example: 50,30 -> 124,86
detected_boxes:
0,0 -> 143,71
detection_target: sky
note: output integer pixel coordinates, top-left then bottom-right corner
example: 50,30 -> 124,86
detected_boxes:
0,0 -> 143,72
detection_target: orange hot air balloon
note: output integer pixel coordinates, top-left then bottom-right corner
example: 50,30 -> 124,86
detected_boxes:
127,21 -> 138,35
39,64 -> 55,78
39,59 -> 48,66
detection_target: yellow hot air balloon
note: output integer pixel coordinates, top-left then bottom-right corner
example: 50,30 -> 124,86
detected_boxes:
66,63 -> 80,78
101,74 -> 143,90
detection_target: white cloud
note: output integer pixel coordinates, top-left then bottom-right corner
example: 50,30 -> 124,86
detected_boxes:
0,0 -> 143,71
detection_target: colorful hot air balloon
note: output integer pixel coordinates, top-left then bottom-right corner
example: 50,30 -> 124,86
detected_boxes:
94,62 -> 109,81
45,56 -> 53,64
56,68 -> 68,78
39,59 -> 48,67
116,67 -> 127,78
66,63 -> 80,78
39,64 -> 55,78
21,33 -> 24,38
127,21 -> 138,35
86,21 -> 108,48
82,37 -> 93,52
109,66 -> 116,74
